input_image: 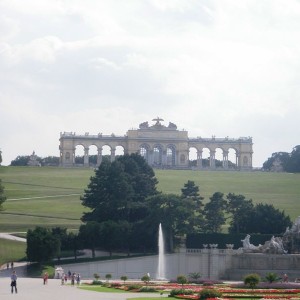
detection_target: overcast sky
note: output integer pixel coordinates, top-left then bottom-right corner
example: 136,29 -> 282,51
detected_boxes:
1,0 -> 300,167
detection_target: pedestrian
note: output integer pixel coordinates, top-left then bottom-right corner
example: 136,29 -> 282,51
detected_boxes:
68,270 -> 71,279
43,272 -> 49,285
10,270 -> 17,294
61,273 -> 65,285
6,262 -> 9,270
64,273 -> 67,283
71,273 -> 75,286
76,273 -> 81,285
11,261 -> 14,269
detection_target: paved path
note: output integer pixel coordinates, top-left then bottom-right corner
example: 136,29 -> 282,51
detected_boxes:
0,277 -> 165,300
0,233 -> 26,242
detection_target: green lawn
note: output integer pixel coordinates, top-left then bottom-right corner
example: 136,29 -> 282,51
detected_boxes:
0,166 -> 300,232
0,238 -> 26,265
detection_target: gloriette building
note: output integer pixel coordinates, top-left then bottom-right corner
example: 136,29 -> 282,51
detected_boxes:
59,118 -> 253,170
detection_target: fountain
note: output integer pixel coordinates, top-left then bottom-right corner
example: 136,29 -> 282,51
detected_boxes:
157,223 -> 166,279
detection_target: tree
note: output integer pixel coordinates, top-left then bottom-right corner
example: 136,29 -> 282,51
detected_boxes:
120,275 -> 128,284
226,193 -> 254,234
105,273 -> 112,282
177,274 -> 188,286
26,227 -> 60,264
262,152 -> 290,171
141,274 -> 150,284
240,203 -> 292,234
203,192 -> 227,233
0,179 -> 7,211
286,145 -> 300,172
78,222 -> 101,258
81,153 -> 158,223
0,150 -> 2,165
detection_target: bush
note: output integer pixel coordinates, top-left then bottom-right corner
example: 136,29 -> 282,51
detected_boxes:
170,289 -> 194,296
139,286 -> 157,292
110,282 -> 121,288
127,284 -> 141,290
92,280 -> 103,285
177,274 -> 188,286
244,273 -> 260,289
199,288 -> 222,300
264,272 -> 280,283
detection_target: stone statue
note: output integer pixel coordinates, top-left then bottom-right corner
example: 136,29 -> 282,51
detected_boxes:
139,121 -> 149,129
168,122 -> 177,129
240,234 -> 286,254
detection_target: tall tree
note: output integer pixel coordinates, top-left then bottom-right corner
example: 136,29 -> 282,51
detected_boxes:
203,192 -> 227,233
0,179 -> 6,211
241,203 -> 292,234
226,193 -> 254,234
81,154 -> 157,223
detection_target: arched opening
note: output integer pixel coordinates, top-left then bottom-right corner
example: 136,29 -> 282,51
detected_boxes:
115,145 -> 125,159
189,147 -> 197,168
228,148 -> 237,169
102,145 -> 112,163
215,148 -> 223,169
75,145 -> 84,166
153,145 -> 162,167
139,144 -> 150,163
88,145 -> 98,166
201,148 -> 210,168
166,145 -> 176,167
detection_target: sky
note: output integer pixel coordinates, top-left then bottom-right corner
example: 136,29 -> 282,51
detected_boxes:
1,0 -> 300,167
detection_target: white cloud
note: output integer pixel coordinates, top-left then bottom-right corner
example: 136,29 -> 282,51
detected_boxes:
0,0 -> 300,167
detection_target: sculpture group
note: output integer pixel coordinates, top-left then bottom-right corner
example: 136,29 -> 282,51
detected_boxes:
241,234 -> 287,254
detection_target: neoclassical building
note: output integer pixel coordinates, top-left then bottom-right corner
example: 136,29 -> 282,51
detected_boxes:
59,118 -> 253,170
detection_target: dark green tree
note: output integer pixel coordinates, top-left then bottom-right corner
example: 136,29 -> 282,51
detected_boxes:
203,192 -> 227,233
226,193 -> 254,234
0,179 -> 7,211
26,227 -> 60,264
81,153 -> 157,223
0,150 -> 2,165
244,273 -> 260,289
262,152 -> 290,171
241,203 -> 291,234
286,145 -> 300,172
78,221 -> 101,258
10,155 -> 31,166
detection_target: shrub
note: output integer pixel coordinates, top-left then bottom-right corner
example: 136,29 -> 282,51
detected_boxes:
141,274 -> 151,284
264,272 -> 280,283
110,282 -> 121,288
139,286 -> 157,292
188,272 -> 201,281
199,288 -> 222,300
127,284 -> 141,290
92,280 -> 103,285
170,289 -> 194,296
244,273 -> 260,289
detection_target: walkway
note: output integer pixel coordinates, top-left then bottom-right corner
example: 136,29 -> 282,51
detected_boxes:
0,277 -> 165,300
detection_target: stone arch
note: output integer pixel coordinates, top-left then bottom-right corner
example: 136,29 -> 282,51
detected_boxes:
201,147 -> 211,168
214,147 -> 223,169
139,144 -> 150,164
115,145 -> 125,158
153,144 -> 163,166
74,144 -> 85,166
188,147 -> 198,168
166,144 -> 176,166
102,144 -> 112,162
228,147 -> 237,169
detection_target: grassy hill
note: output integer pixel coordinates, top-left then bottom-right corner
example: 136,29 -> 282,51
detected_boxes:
0,166 -> 299,232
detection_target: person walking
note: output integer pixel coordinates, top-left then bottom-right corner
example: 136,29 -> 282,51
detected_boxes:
43,272 -> 49,285
10,270 -> 17,294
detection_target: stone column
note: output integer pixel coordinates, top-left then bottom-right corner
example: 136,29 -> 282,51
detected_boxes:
83,147 -> 89,167
210,150 -> 216,169
97,148 -> 102,166
72,148 -> 76,165
197,150 -> 203,169
149,150 -> 154,165
162,150 -> 167,166
111,148 -> 116,162
223,151 -> 228,169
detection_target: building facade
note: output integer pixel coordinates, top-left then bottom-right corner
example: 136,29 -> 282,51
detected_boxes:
59,118 -> 253,170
